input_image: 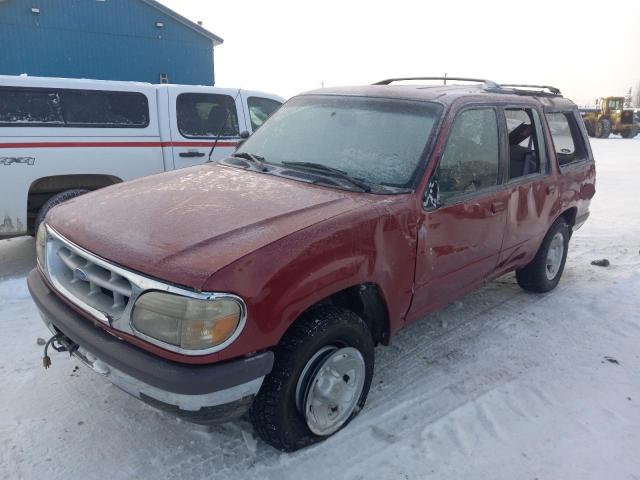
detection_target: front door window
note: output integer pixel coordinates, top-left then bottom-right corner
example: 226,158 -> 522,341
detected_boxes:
438,108 -> 500,200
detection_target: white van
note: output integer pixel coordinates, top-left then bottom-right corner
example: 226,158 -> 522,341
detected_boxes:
0,75 -> 284,237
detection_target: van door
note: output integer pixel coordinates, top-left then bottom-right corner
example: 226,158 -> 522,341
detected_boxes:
167,87 -> 247,169
240,93 -> 284,133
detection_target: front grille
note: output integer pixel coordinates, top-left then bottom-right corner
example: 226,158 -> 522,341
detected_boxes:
46,233 -> 133,323
42,226 -> 248,356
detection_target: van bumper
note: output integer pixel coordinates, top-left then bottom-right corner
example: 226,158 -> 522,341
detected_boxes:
27,269 -> 273,424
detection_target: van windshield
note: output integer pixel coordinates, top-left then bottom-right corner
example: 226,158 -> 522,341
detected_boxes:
236,95 -> 442,188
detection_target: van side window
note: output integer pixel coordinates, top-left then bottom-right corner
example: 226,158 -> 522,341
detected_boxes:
504,108 -> 547,179
438,108 -> 500,199
545,112 -> 587,166
61,91 -> 149,127
177,93 -> 239,138
247,97 -> 282,131
0,87 -> 148,128
0,88 -> 63,125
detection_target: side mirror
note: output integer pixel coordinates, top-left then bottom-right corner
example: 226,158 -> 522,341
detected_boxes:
236,130 -> 251,149
423,176 -> 442,211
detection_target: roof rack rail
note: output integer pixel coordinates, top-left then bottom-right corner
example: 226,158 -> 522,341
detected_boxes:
373,76 -> 500,90
499,84 -> 562,95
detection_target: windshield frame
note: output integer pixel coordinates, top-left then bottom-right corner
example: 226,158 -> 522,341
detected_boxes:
234,93 -> 446,193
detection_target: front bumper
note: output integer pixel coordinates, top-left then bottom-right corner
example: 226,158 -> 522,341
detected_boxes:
28,269 -> 274,423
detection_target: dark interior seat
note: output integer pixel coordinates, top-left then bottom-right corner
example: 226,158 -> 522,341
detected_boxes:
508,123 -> 539,178
207,105 -> 229,136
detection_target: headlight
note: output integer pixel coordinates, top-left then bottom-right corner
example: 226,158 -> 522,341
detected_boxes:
131,291 -> 243,351
36,223 -> 47,268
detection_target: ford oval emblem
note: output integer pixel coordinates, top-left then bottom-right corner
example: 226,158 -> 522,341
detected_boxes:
73,268 -> 89,282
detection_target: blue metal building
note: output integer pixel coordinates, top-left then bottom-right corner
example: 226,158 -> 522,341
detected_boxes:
0,0 -> 223,85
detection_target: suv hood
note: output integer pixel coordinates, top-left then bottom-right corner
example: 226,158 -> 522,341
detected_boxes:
48,164 -> 370,289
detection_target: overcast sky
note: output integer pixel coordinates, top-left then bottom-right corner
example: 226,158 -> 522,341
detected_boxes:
161,0 -> 640,105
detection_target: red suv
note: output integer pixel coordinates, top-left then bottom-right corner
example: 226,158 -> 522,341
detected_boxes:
29,77 -> 595,451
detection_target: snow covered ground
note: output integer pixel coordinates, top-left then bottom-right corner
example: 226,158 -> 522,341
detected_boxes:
1,137 -> 639,480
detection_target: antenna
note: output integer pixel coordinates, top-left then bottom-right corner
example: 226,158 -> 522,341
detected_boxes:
208,86 -> 243,162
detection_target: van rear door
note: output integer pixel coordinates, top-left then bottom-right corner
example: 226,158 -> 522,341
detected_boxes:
166,86 -> 247,169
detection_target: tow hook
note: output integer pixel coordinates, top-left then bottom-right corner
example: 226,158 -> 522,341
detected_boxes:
42,333 -> 78,369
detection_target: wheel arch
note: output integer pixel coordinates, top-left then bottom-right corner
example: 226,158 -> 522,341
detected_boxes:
27,174 -> 122,231
558,206 -> 578,230
285,282 -> 391,347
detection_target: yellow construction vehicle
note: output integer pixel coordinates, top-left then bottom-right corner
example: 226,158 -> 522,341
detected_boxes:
580,97 -> 638,138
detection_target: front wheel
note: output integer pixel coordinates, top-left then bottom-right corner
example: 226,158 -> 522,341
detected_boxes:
516,218 -> 570,293
621,128 -> 638,139
250,306 -> 374,451
595,119 -> 611,138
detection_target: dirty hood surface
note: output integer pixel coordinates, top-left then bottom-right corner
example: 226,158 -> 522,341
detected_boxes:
48,164 -> 368,289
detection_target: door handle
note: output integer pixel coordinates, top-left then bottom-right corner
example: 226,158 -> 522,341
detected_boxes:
490,201 -> 506,214
179,151 -> 205,158
546,185 -> 556,195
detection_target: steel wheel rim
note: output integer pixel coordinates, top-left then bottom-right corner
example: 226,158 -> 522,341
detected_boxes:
297,346 -> 366,436
545,232 -> 565,280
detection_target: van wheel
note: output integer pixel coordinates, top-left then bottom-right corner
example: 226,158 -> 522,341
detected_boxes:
595,119 -> 611,138
250,306 -> 374,452
516,218 -> 570,293
34,189 -> 89,232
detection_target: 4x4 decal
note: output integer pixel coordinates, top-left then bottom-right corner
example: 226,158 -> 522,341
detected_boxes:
0,156 -> 35,166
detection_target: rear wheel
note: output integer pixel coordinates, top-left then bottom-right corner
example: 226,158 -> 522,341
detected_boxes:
584,121 -> 595,137
621,128 -> 638,138
250,306 -> 374,451
595,119 -> 611,138
34,189 -> 89,232
516,218 -> 570,293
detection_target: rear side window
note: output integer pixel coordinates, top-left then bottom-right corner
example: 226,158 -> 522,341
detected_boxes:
61,91 -> 148,127
0,87 -> 149,128
545,112 -> 587,166
177,93 -> 239,138
0,89 -> 63,125
504,108 -> 548,179
438,108 -> 500,199
247,96 -> 282,131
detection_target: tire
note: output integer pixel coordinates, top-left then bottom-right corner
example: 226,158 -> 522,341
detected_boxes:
595,118 -> 611,138
584,121 -> 595,137
621,128 -> 638,139
250,306 -> 374,451
34,189 -> 89,232
516,218 -> 570,293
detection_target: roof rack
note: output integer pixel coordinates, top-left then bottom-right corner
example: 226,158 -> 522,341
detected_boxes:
373,77 -> 563,97
373,76 -> 500,90
499,84 -> 562,95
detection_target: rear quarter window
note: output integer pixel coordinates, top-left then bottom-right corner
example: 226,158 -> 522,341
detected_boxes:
0,87 -> 149,128
0,88 -> 63,125
545,112 -> 588,167
61,91 -> 149,127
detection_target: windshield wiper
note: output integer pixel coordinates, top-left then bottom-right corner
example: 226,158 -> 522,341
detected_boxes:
231,152 -> 268,172
281,161 -> 372,192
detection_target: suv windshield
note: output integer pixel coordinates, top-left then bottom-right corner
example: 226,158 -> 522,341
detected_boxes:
235,95 -> 442,189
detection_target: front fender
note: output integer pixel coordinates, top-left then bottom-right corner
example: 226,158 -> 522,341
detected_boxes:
205,196 -> 419,361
